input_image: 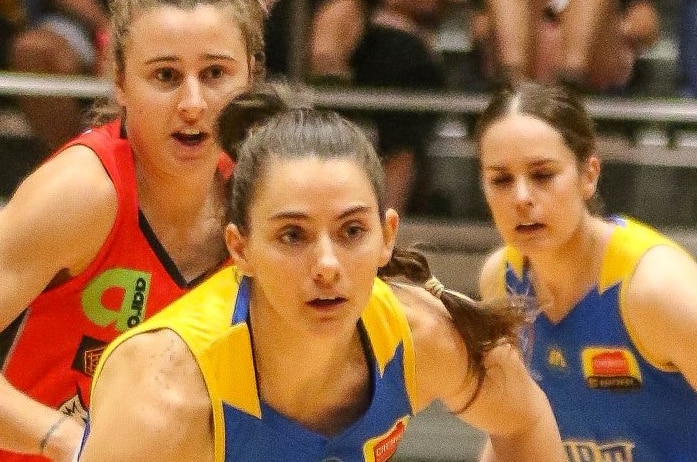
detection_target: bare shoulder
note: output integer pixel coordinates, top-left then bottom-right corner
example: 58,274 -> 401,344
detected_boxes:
1,144 -> 117,265
96,329 -> 206,406
389,283 -> 473,412
623,244 -> 697,377
84,329 -> 213,462
0,145 -> 118,329
479,246 -> 507,299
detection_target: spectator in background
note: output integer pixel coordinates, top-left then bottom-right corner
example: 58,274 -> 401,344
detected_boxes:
678,0 -> 697,97
7,0 -> 111,153
474,0 -> 659,94
265,0 -> 372,81
0,0 -> 24,70
265,0 -> 446,214
346,0 -> 447,214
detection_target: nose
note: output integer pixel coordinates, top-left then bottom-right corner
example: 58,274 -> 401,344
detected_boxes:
177,76 -> 207,119
514,178 -> 533,207
312,235 -> 340,284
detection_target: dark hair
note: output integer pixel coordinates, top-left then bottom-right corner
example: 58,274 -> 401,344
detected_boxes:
218,85 -> 528,409
475,81 -> 602,212
91,0 -> 267,125
217,85 -> 386,235
378,248 -> 528,410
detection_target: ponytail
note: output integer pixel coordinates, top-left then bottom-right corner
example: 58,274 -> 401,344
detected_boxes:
378,247 -> 532,409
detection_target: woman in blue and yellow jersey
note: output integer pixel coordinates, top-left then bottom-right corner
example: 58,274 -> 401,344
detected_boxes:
477,81 -> 697,462
77,86 -> 565,462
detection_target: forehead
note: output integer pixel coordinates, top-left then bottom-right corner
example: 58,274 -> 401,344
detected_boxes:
250,156 -> 377,217
124,4 -> 247,57
480,113 -> 574,166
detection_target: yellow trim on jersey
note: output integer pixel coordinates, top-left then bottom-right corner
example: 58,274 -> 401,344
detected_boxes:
504,246 -> 525,281
92,266 -> 243,462
605,218 -> 684,372
93,267 -> 418,462
364,278 -> 418,411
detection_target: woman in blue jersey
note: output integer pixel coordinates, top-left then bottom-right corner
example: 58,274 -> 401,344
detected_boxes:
476,81 -> 697,462
77,86 -> 565,462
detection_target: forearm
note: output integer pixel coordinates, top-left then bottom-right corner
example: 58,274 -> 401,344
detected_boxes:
0,375 -> 84,461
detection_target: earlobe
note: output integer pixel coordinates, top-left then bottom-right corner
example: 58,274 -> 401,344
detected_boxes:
583,155 -> 601,200
380,209 -> 400,266
225,224 -> 253,276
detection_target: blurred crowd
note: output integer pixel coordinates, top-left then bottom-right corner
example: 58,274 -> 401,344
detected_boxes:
0,0 -> 693,213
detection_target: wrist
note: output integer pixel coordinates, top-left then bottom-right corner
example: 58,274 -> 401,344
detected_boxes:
39,414 -> 84,461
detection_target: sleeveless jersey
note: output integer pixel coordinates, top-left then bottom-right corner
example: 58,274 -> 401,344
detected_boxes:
0,121 -> 231,461
92,266 -> 418,462
501,216 -> 697,462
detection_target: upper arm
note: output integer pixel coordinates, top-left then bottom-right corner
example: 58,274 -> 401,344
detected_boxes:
624,245 -> 697,390
81,330 -> 213,462
401,285 -> 563,461
0,145 -> 117,330
479,248 -> 506,299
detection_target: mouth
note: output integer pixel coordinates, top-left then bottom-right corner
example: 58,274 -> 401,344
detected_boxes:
515,222 -> 544,233
307,296 -> 347,309
172,129 -> 209,146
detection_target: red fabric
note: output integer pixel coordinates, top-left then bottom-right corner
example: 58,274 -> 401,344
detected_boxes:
0,121 -> 231,461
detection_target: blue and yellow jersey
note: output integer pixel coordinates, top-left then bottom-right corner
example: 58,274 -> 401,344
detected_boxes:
501,216 -> 697,462
93,266 -> 418,462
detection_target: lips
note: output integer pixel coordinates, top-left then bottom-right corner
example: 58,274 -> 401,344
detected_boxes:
307,297 -> 347,309
515,222 -> 544,232
173,130 -> 209,146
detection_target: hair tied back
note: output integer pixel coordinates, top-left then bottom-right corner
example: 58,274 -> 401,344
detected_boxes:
216,85 -> 289,160
424,276 -> 445,299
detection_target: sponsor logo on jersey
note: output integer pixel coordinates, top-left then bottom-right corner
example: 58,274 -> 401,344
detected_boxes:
581,347 -> 642,390
363,417 -> 408,462
71,335 -> 107,376
564,439 -> 634,462
82,269 -> 151,332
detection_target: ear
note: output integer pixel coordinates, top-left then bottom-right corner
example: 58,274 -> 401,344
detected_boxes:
379,208 -> 400,267
581,154 -> 601,201
114,70 -> 126,108
225,224 -> 254,277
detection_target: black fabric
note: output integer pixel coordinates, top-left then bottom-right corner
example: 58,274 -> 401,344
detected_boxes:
350,25 -> 445,159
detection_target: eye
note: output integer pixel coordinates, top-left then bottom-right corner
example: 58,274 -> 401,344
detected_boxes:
489,174 -> 513,187
278,226 -> 305,245
202,65 -> 225,82
343,222 -> 367,241
531,171 -> 554,182
154,67 -> 180,85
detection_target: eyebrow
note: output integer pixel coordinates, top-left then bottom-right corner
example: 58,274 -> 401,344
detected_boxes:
269,205 -> 374,221
144,53 -> 240,65
484,159 -> 558,171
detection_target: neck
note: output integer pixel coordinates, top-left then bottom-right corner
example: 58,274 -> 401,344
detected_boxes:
248,292 -> 370,434
527,216 -> 612,322
136,159 -> 223,225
